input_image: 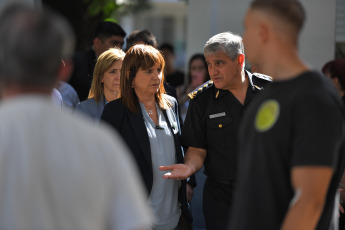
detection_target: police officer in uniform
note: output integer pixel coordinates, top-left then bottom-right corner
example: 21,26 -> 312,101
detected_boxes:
160,31 -> 271,229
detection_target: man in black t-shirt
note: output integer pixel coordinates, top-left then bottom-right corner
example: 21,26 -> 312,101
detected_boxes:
159,31 -> 271,229
229,1 -> 345,229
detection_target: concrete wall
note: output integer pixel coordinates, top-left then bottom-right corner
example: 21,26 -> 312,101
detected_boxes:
119,2 -> 187,68
186,0 -> 336,70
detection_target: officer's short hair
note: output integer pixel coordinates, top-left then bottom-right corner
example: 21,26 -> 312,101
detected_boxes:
204,32 -> 244,61
250,0 -> 305,33
0,3 -> 75,88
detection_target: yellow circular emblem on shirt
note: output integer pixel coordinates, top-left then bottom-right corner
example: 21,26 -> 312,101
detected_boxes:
255,99 -> 280,132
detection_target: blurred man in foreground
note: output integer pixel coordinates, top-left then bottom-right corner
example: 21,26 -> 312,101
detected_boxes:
229,0 -> 345,229
0,3 -> 153,230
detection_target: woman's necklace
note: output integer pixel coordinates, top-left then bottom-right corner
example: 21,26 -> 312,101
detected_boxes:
148,110 -> 153,115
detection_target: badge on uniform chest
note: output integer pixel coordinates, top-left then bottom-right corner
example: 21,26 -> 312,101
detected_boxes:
209,112 -> 226,119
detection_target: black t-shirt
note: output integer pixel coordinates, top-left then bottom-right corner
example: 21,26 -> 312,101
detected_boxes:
229,71 -> 345,230
181,71 -> 271,181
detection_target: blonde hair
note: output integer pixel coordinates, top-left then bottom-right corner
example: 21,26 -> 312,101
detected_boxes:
88,48 -> 125,102
120,44 -> 171,113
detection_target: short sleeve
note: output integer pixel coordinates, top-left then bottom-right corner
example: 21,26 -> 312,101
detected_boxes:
181,98 -> 207,150
291,92 -> 343,168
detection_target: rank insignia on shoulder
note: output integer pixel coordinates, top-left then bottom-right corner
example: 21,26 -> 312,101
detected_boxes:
254,85 -> 263,90
188,80 -> 214,99
253,72 -> 272,81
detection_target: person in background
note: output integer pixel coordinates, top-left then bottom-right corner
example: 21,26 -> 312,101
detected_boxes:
178,54 -> 210,230
56,80 -> 80,109
51,88 -> 63,108
322,58 -> 345,229
159,43 -> 185,88
160,31 -> 271,230
322,59 -> 345,103
101,44 -> 193,230
0,3 -> 153,230
69,21 -> 126,101
178,54 -> 210,121
229,1 -> 345,229
125,29 -> 158,52
76,48 -> 125,121
57,60 -> 80,109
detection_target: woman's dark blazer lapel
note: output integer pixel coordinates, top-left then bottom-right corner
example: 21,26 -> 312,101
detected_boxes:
127,109 -> 152,168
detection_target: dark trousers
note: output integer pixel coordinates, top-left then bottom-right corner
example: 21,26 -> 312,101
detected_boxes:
340,212 -> 345,229
177,213 -> 193,230
203,177 -> 235,230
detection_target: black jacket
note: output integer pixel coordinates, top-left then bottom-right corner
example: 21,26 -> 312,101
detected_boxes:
101,95 -> 192,221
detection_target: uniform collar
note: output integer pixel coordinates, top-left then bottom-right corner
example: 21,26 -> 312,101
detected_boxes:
246,70 -> 264,92
213,70 -> 261,99
213,87 -> 229,99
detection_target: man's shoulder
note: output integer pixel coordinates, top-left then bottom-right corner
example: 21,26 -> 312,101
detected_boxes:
73,49 -> 95,64
252,72 -> 272,82
187,80 -> 215,100
250,72 -> 272,90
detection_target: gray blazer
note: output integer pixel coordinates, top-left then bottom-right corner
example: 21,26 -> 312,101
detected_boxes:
75,97 -> 107,121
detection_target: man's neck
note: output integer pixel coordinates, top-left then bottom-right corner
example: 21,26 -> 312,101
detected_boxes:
262,45 -> 309,81
1,86 -> 52,99
228,71 -> 249,105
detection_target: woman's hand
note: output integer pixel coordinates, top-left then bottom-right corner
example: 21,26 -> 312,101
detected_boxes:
159,164 -> 194,180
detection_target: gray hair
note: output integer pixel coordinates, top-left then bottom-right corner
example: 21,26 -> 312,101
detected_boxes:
204,32 -> 244,61
0,3 -> 75,88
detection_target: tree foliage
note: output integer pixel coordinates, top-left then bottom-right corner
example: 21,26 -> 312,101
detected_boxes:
43,0 -> 150,51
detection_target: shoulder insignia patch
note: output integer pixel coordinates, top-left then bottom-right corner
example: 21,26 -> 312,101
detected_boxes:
254,85 -> 263,90
188,80 -> 214,99
253,72 -> 272,81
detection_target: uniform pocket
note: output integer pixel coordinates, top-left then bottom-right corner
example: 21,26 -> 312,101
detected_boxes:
207,116 -> 233,130
206,115 -> 233,151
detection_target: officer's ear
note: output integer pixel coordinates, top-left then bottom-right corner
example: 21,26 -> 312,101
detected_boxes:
237,54 -> 245,69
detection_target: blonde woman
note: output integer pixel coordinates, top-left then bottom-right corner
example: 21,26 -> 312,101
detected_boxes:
76,48 -> 125,120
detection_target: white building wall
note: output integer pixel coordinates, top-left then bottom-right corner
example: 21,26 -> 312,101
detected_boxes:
119,2 -> 187,68
186,0 -> 336,71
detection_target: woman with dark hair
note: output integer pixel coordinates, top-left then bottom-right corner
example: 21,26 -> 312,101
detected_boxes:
178,53 -> 210,121
322,58 -> 345,229
101,44 -> 192,230
322,58 -> 345,103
